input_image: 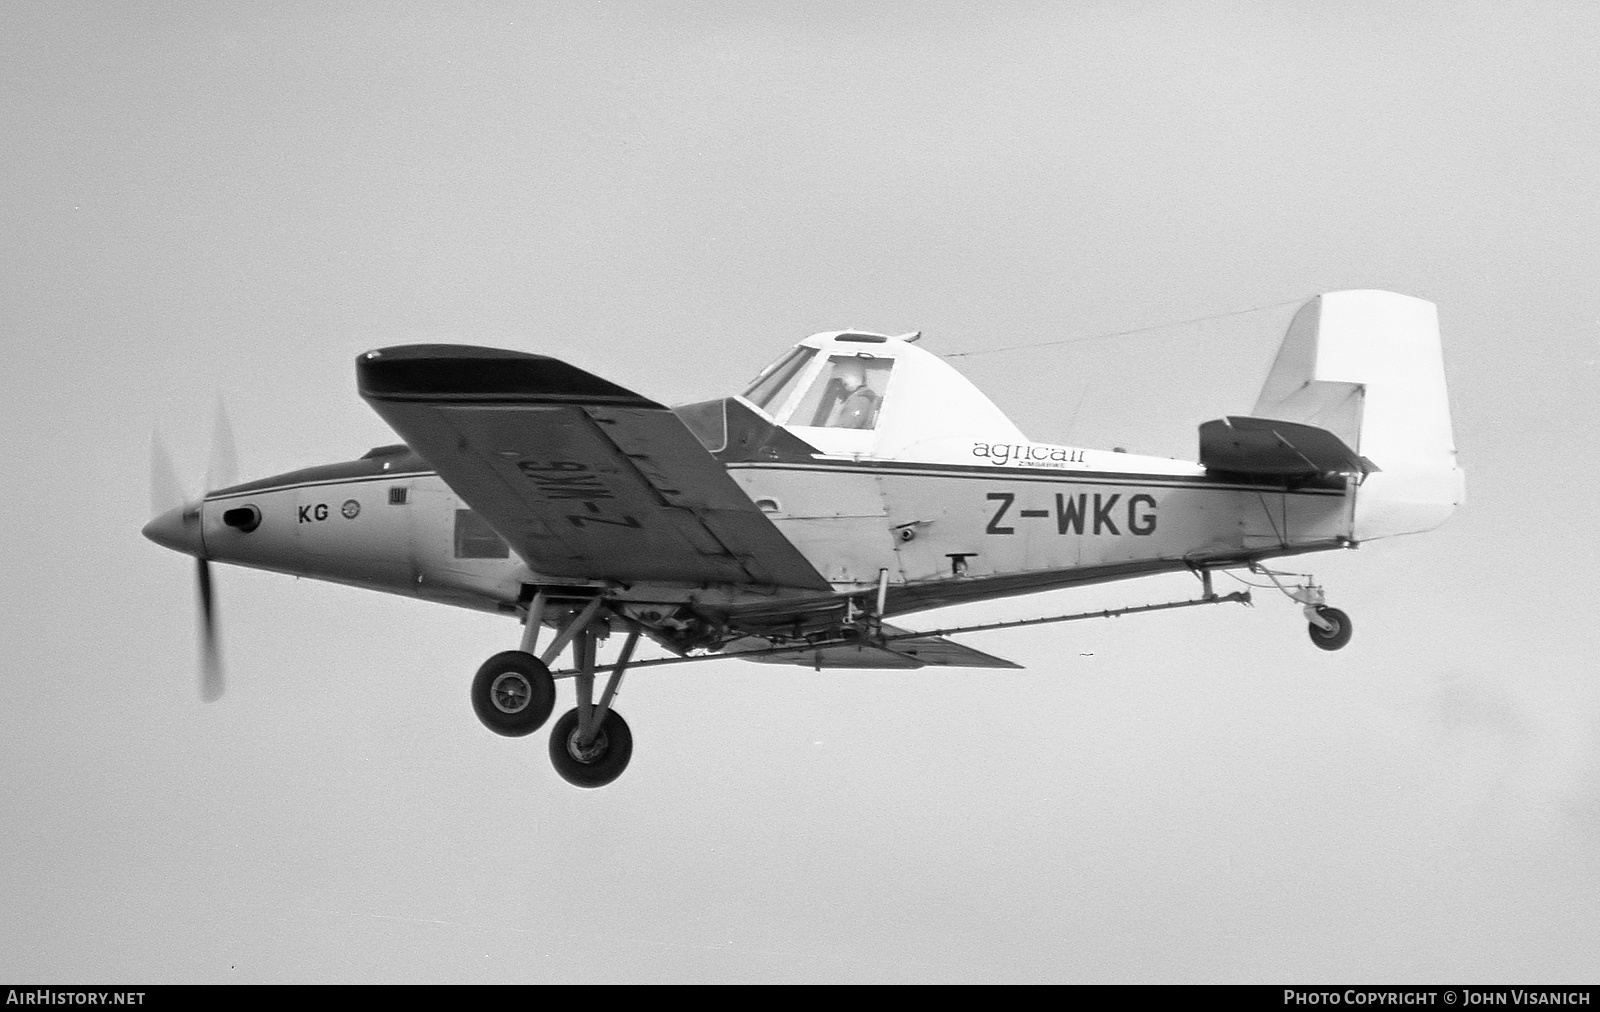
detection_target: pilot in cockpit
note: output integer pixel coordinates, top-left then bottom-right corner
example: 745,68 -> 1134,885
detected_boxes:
830,358 -> 880,429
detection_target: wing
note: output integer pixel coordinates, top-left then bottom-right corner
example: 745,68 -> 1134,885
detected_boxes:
725,624 -> 1022,670
358,345 -> 831,590
1199,415 -> 1375,478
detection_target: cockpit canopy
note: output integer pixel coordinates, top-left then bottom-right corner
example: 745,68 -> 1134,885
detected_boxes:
738,331 -> 1025,457
745,344 -> 890,431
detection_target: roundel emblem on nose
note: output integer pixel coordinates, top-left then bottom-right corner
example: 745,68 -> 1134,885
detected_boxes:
341,499 -> 361,519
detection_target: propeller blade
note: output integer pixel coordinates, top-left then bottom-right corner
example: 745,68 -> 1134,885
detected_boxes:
206,400 -> 239,493
150,433 -> 189,517
196,558 -> 225,702
152,411 -> 233,701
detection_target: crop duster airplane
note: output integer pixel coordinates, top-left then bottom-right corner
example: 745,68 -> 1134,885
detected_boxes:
144,290 -> 1463,788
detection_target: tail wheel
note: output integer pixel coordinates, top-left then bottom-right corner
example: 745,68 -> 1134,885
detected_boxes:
548,707 -> 633,788
471,651 -> 556,736
1307,606 -> 1353,651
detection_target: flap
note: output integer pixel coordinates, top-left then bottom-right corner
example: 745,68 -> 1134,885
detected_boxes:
1199,415 -> 1374,478
727,623 -> 1022,670
358,345 -> 831,590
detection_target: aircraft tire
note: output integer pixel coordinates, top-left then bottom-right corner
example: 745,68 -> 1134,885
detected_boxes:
471,651 -> 556,737
548,707 -> 633,788
1307,607 -> 1353,651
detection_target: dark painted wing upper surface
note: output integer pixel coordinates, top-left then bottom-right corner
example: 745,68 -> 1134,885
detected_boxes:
358,345 -> 831,590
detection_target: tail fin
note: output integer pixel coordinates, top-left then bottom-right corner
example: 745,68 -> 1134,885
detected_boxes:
1252,291 -> 1464,541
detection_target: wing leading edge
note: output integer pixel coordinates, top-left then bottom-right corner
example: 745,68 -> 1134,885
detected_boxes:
358,345 -> 831,591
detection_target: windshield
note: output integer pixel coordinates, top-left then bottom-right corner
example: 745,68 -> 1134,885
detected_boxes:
742,347 -> 817,414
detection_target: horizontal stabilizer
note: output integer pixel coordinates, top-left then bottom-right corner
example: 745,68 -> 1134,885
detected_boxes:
728,624 -> 1021,670
1199,415 -> 1373,478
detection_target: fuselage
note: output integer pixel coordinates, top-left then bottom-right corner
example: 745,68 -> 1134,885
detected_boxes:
174,432 -> 1355,648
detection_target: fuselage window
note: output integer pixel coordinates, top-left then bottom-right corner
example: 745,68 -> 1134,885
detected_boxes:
454,509 -> 509,559
742,347 -> 817,414
791,354 -> 892,429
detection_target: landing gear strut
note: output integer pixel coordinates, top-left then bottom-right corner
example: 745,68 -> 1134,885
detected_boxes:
548,624 -> 639,788
469,591 -> 641,787
467,589 -> 583,738
1250,564 -> 1354,652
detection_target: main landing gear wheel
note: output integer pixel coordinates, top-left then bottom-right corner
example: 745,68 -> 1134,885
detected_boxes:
471,651 -> 556,737
548,707 -> 633,788
1307,606 -> 1353,651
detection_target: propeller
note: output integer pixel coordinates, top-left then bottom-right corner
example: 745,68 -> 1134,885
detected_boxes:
195,556 -> 224,703
149,435 -> 187,517
206,397 -> 238,493
146,402 -> 237,702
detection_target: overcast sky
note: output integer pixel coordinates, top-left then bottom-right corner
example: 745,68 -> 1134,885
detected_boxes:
3,2 -> 1597,983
